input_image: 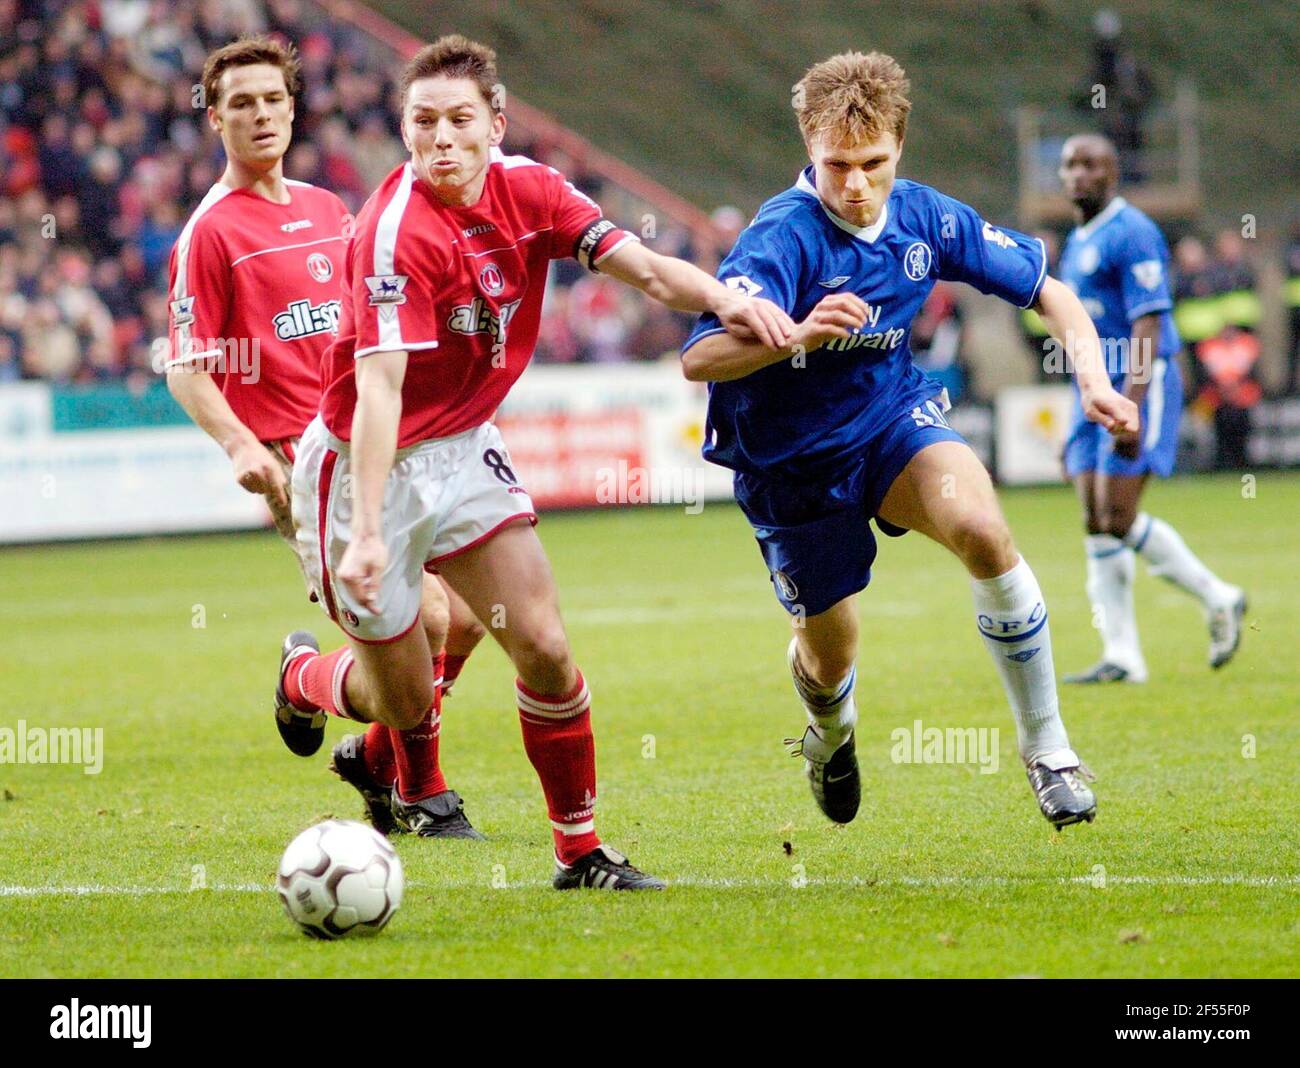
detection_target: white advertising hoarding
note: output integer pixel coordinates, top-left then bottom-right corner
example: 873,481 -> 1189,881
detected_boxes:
0,424 -> 270,543
5,371 -> 1076,542
495,362 -> 733,509
0,366 -> 733,543
995,385 -> 1075,486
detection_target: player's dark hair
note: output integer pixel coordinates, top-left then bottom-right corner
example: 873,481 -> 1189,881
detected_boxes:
202,35 -> 301,108
400,35 -> 502,113
794,51 -> 911,147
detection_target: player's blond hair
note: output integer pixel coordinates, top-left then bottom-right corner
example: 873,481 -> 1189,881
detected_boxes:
202,35 -> 301,108
400,35 -> 502,112
793,51 -> 911,147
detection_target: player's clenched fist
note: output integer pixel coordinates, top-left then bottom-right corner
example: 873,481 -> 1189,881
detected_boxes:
713,293 -> 796,350
1080,384 -> 1139,437
1110,426 -> 1142,460
337,532 -> 387,614
228,436 -> 289,509
792,292 -> 871,352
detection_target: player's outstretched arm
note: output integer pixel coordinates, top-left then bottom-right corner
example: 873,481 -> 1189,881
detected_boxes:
682,293 -> 870,382
598,241 -> 794,350
166,364 -> 289,507
337,349 -> 406,614
1034,276 -> 1138,435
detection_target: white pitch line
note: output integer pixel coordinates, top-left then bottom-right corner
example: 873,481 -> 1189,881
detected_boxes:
659,875 -> 1300,889
564,601 -> 925,625
0,882 -> 269,897
2,874 -> 1297,897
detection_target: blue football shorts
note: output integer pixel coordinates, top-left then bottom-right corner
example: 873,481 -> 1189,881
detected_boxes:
734,398 -> 966,617
1064,356 -> 1182,479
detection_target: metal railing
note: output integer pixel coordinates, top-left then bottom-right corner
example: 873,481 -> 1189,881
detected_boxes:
1016,82 -> 1201,226
308,0 -> 724,255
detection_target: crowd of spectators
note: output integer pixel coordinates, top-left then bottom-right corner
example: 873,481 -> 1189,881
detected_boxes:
1170,228 -> 1266,468
1025,224 -> 1288,379
2,0 -> 1296,407
1018,223 -> 1297,467
0,0 -> 711,388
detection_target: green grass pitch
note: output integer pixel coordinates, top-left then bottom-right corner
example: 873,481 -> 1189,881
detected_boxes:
1,473 -> 1296,977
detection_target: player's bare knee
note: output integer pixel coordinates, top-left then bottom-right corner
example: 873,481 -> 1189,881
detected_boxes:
449,613 -> 487,650
382,682 -> 435,730
418,597 -> 450,652
1100,507 -> 1136,540
420,611 -> 450,654
511,625 -> 574,691
1081,497 -> 1103,534
948,511 -> 1016,574
390,704 -> 427,731
797,616 -> 857,685
800,644 -> 855,687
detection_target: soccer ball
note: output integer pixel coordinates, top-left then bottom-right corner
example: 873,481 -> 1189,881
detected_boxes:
276,819 -> 404,939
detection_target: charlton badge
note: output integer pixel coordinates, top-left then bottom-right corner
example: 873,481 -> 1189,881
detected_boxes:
479,262 -> 505,297
306,252 -> 333,283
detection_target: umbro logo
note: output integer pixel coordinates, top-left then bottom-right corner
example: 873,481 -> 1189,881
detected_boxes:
818,275 -> 851,288
281,219 -> 314,232
1006,647 -> 1041,663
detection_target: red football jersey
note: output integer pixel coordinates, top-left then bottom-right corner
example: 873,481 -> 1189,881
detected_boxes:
320,149 -> 637,447
167,179 -> 350,442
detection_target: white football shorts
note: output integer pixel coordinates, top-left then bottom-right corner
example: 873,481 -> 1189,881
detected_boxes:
292,416 -> 537,643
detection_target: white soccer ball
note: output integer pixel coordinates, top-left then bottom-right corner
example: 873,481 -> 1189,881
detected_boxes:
276,819 -> 404,939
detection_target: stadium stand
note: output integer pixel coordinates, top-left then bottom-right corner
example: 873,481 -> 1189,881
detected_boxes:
0,0 -> 722,385
0,0 -> 1293,468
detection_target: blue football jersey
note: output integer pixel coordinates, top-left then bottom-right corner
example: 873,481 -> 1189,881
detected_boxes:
1057,195 -> 1180,385
683,170 -> 1047,480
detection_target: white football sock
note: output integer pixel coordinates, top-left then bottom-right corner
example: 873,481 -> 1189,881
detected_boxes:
788,639 -> 857,749
971,556 -> 1076,769
1084,534 -> 1146,676
1126,513 -> 1235,608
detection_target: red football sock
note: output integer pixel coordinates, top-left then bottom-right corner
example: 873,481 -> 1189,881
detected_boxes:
442,653 -> 470,693
362,721 -> 395,786
285,647 -> 364,721
389,652 -> 446,802
516,671 -> 600,865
